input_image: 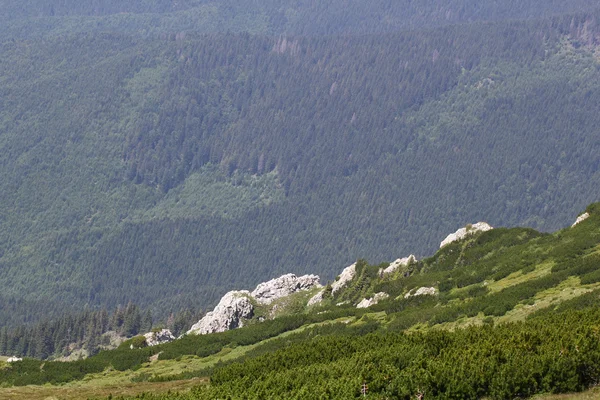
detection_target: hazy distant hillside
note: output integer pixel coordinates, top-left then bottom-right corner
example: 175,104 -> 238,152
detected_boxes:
1,0 -> 600,38
0,7 -> 599,326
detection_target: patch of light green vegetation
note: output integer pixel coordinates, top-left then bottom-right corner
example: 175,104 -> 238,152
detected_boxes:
136,165 -> 285,221
126,316 -> 357,382
488,261 -> 554,293
498,276 -> 600,324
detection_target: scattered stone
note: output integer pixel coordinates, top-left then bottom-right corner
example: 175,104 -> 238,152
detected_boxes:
380,255 -> 417,277
6,356 -> 22,363
572,212 -> 590,227
251,274 -> 321,305
405,287 -> 438,298
143,329 -> 175,347
187,291 -> 254,335
440,222 -> 493,248
332,263 -> 356,295
356,292 -> 389,308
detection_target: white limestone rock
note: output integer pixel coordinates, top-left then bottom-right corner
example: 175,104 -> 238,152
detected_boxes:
251,274 -> 321,305
404,287 -> 438,299
307,290 -> 325,307
380,255 -> 417,276
332,263 -> 356,295
572,212 -> 590,227
6,356 -> 22,363
356,292 -> 389,309
143,329 -> 175,347
440,222 -> 493,248
187,290 -> 254,335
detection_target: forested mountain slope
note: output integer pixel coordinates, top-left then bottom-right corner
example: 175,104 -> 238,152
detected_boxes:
1,0 -> 599,38
1,9 -> 600,326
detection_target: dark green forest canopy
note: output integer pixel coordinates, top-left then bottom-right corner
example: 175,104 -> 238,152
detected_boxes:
0,0 -> 600,38
0,9 -> 599,325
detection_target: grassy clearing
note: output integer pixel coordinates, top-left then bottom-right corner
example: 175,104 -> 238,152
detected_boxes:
488,261 -> 553,293
498,277 -> 600,324
533,386 -> 600,399
0,378 -> 204,400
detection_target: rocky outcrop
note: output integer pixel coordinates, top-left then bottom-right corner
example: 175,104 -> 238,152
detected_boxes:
332,263 -> 356,295
572,212 -> 590,227
6,356 -> 22,363
187,291 -> 254,335
251,274 -> 321,305
144,329 -> 175,346
356,292 -> 389,308
307,290 -> 325,307
440,222 -> 493,248
188,273 -> 322,335
380,255 -> 417,277
404,287 -> 438,298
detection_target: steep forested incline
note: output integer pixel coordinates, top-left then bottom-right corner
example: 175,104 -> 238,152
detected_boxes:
0,0 -> 599,38
0,8 -> 600,325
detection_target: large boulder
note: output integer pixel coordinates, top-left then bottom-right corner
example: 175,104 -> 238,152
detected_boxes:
307,289 -> 325,307
251,274 -> 321,305
380,255 -> 417,277
572,212 -> 590,227
143,329 -> 175,346
356,292 -> 389,308
405,287 -> 438,298
440,222 -> 493,248
331,263 -> 356,295
187,291 -> 254,335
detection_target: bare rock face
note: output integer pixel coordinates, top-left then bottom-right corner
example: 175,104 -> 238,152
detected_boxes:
187,291 -> 254,335
251,274 -> 321,305
6,356 -> 22,363
144,329 -> 175,347
332,263 -> 356,295
380,255 -> 417,277
356,292 -> 389,309
405,287 -> 438,298
572,212 -> 590,227
440,222 -> 493,248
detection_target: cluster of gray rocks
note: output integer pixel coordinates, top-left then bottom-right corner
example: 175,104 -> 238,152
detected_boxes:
183,221 -> 500,337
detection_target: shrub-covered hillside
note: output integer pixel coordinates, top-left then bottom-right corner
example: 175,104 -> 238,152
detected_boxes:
1,203 -> 600,399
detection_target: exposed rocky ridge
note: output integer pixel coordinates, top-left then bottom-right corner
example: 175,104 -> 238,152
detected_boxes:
251,274 -> 321,305
187,291 -> 254,335
379,255 -> 417,277
144,329 -> 175,346
356,292 -> 389,309
332,263 -> 356,295
186,209 -> 590,336
405,287 -> 438,298
188,274 -> 321,335
307,290 -> 325,307
572,212 -> 590,227
440,222 -> 493,248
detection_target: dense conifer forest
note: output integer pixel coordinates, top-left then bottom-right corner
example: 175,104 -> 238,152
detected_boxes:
0,3 -> 599,327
